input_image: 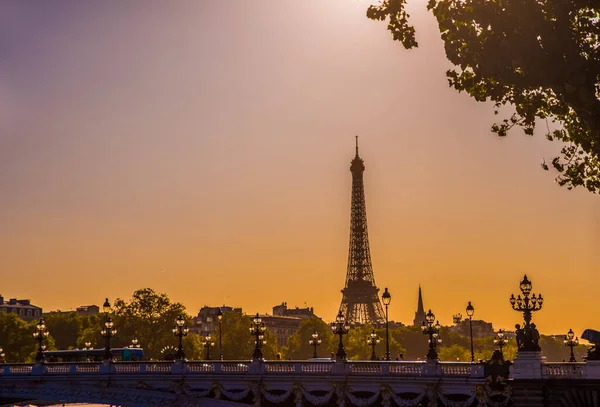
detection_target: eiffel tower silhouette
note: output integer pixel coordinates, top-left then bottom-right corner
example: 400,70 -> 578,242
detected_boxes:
338,137 -> 385,325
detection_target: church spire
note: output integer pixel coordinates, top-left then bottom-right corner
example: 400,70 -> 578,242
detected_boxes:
413,285 -> 427,326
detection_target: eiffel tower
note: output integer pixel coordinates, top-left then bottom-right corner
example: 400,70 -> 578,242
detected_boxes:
338,137 -> 386,325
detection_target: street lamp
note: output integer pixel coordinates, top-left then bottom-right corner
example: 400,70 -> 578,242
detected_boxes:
367,330 -> 380,361
217,308 -> 224,360
564,328 -> 579,362
309,331 -> 321,359
421,309 -> 441,361
0,347 -> 4,364
493,329 -> 508,355
382,287 -> 392,361
172,314 -> 189,360
131,338 -> 140,348
330,311 -> 350,361
249,313 -> 266,361
84,341 -> 92,350
466,301 -> 475,363
33,318 -> 48,362
202,334 -> 215,360
510,275 -> 543,351
101,298 -> 117,360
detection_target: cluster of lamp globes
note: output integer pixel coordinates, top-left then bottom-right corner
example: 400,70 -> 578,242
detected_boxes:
250,314 -> 267,345
101,318 -> 117,338
421,311 -> 442,343
172,314 -> 190,336
509,275 -> 544,310
33,318 -> 48,350
494,329 -> 508,348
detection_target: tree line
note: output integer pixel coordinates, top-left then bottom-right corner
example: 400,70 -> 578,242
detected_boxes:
0,288 -> 588,362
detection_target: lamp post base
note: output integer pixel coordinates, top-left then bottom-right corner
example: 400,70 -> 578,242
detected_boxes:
510,351 -> 543,379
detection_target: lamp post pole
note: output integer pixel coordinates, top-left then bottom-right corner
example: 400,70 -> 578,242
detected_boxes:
309,331 -> 321,359
466,301 -> 475,362
367,330 -> 380,361
172,314 -> 189,360
510,275 -> 543,352
217,308 -> 223,360
101,298 -> 117,361
382,288 -> 392,361
421,309 -> 441,361
250,313 -> 266,361
564,328 -> 579,362
330,311 -> 350,361
33,319 -> 48,362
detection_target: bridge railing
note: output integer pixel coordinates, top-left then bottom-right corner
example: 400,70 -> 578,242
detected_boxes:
0,360 -> 485,378
542,362 -> 586,379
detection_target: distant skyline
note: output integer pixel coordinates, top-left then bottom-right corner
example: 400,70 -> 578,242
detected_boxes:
1,1 -> 598,338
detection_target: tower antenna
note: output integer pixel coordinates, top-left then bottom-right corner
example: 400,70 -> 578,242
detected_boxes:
355,135 -> 359,156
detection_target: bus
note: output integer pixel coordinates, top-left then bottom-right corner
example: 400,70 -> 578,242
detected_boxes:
43,347 -> 144,362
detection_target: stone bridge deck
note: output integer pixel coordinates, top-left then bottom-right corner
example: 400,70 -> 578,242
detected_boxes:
1,360 -> 599,406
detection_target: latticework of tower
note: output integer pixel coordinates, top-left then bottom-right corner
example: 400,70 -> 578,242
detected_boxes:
338,138 -> 385,325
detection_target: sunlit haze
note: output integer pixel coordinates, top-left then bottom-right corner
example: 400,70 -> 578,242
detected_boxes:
1,1 -> 598,337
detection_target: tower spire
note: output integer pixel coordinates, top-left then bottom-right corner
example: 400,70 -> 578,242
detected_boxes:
413,285 -> 427,326
338,140 -> 385,325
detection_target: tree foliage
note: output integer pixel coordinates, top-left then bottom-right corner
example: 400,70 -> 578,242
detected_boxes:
0,313 -> 56,362
111,288 -> 191,360
218,310 -> 279,360
367,0 -> 600,192
286,317 -> 336,359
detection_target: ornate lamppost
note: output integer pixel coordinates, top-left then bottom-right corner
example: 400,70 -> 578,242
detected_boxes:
367,330 -> 380,361
510,275 -> 543,351
84,341 -> 93,350
382,287 -> 392,361
0,346 -> 5,364
493,329 -> 508,355
101,298 -> 117,360
309,331 -> 321,358
172,314 -> 189,360
564,328 -> 579,362
330,311 -> 350,361
33,318 -> 48,362
466,301 -> 475,363
250,313 -> 266,361
202,334 -> 215,360
131,338 -> 140,348
421,309 -> 441,361
217,308 -> 224,360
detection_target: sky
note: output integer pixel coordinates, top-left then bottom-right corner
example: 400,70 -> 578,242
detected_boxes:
0,0 -> 598,338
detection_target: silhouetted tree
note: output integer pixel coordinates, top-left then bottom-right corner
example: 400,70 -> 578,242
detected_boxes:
367,0 -> 600,192
111,288 -> 188,360
286,317 -> 336,359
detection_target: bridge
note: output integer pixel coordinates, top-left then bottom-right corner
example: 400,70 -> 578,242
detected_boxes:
1,358 -> 599,407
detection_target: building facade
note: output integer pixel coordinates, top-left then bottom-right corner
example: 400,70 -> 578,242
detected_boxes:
0,296 -> 42,321
76,305 -> 100,316
450,319 -> 495,338
192,306 -> 239,334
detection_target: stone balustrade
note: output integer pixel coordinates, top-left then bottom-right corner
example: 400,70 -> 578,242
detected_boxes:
0,360 -> 485,378
542,362 -> 586,378
2,360 -> 599,379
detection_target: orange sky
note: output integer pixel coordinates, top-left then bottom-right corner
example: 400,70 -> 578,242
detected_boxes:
0,0 -> 598,338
